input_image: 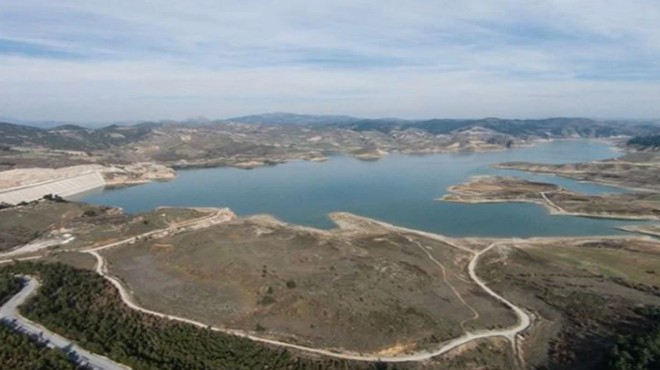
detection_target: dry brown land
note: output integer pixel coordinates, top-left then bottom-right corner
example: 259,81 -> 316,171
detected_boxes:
96,212 -> 660,369
442,176 -> 660,220
494,151 -> 660,192
2,198 -> 659,369
416,338 -> 517,369
477,237 -> 660,369
0,200 -> 112,252
101,213 -> 518,354
620,224 -> 660,238
41,251 -> 98,270
0,199 -> 212,254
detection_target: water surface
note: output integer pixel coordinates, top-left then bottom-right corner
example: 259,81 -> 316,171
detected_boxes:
80,140 -> 645,237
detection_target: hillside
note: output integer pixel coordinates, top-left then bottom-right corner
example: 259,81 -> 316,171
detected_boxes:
1,115 -> 659,171
226,112 -> 362,125
628,135 -> 660,149
342,117 -> 659,138
0,121 -> 152,151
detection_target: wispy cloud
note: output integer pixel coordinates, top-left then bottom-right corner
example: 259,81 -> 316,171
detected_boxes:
0,0 -> 659,121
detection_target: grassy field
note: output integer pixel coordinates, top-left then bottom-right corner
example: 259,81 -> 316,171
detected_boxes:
476,239 -> 660,369
644,194 -> 660,201
0,261 -> 517,370
0,201 -> 89,251
5,200 -> 658,368
0,200 -> 213,254
524,241 -> 660,287
102,214 -> 516,354
0,199 -> 134,253
429,338 -> 516,369
41,251 -> 97,271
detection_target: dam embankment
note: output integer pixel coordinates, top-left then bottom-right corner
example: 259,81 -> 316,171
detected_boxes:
0,171 -> 105,204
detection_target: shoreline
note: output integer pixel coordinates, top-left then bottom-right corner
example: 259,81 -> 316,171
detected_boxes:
441,195 -> 660,221
6,138 -> 656,238
492,167 -> 659,193
492,160 -> 660,193
3,208 -> 656,266
441,174 -> 660,223
0,136 -> 619,190
618,225 -> 660,238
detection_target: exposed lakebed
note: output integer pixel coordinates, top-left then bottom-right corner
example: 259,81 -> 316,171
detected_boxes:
80,140 -> 647,237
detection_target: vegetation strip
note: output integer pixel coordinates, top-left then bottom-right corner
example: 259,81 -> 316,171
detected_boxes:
0,324 -> 81,370
0,276 -> 129,370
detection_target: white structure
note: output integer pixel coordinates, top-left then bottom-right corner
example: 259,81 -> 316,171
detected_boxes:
0,172 -> 106,204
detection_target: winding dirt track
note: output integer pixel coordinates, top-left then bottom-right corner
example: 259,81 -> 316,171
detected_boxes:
0,208 -> 532,364
84,213 -> 532,363
404,235 -> 480,330
540,191 -> 566,213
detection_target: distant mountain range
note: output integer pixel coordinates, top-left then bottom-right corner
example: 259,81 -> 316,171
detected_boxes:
3,113 -> 660,171
224,112 -> 363,125
0,116 -> 140,129
2,113 -> 660,154
221,114 -> 660,139
3,112 -> 659,130
0,121 -> 152,151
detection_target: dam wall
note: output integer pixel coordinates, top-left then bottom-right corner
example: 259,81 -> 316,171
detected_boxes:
0,171 -> 106,205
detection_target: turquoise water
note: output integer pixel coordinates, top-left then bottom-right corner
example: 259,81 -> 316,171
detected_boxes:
79,140 -> 646,237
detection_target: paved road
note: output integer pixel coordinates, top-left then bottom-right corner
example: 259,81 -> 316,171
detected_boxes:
0,276 -> 130,370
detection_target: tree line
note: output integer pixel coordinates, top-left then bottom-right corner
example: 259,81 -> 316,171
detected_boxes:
628,135 -> 660,149
0,273 -> 81,369
0,324 -> 81,370
1,262 -> 402,370
606,306 -> 660,370
0,273 -> 21,304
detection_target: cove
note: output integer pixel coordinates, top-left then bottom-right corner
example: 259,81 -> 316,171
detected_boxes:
78,140 -> 647,237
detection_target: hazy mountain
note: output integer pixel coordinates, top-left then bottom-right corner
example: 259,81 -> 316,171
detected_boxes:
0,121 -> 151,151
0,117 -> 110,129
343,117 -> 660,138
225,112 -> 361,125
2,115 -> 660,155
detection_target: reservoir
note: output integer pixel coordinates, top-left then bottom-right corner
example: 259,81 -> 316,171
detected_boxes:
79,140 -> 646,237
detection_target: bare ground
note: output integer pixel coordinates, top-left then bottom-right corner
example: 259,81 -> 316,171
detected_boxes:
101,213 -> 517,354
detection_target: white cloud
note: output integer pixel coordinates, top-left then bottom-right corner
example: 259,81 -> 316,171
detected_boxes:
0,1 -> 658,120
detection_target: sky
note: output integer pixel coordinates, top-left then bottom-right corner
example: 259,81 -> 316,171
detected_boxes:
1,0 -> 659,122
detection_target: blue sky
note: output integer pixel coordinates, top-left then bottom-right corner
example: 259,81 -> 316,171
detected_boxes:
1,0 -> 659,121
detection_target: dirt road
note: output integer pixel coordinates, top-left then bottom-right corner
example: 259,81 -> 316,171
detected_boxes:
88,215 -> 532,363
